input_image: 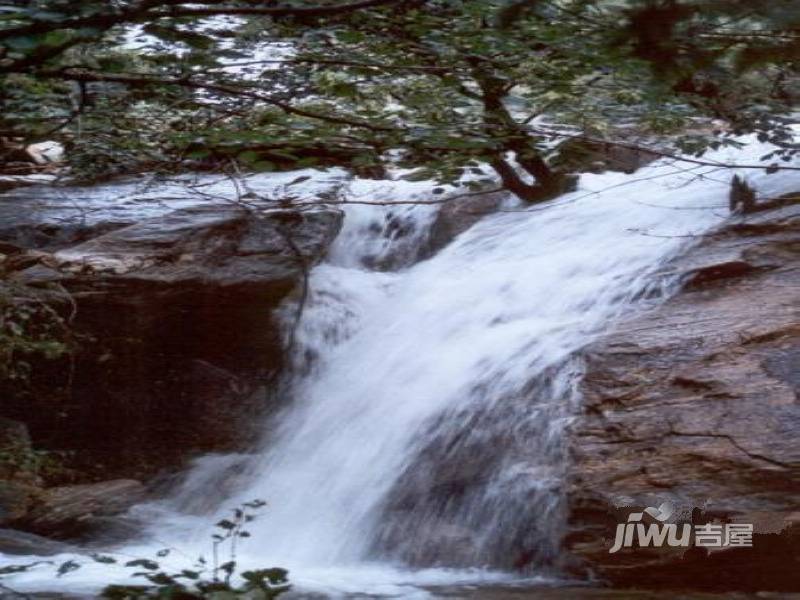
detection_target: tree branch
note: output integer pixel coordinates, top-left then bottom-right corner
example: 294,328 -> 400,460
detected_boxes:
530,126 -> 800,172
37,67 -> 398,133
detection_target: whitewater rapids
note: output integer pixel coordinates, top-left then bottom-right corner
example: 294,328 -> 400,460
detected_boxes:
2,138 -> 799,598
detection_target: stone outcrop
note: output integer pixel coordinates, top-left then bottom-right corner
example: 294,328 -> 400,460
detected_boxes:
0,419 -> 46,528
0,182 -> 343,479
566,198 -> 800,591
0,481 -> 40,526
420,191 -> 510,259
352,190 -> 511,271
18,479 -> 145,539
552,138 -> 660,175
0,174 -> 61,194
0,528 -> 76,556
0,140 -> 63,168
19,203 -> 342,295
0,139 -> 66,192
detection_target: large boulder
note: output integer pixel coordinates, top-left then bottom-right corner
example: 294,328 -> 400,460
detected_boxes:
0,527 -> 76,556
419,191 -> 510,259
552,138 -> 660,175
0,174 -> 60,194
565,199 -> 800,591
24,142 -> 64,166
18,479 -> 145,539
0,175 -> 233,250
18,203 -> 343,295
0,419 -> 46,526
0,183 -> 343,480
0,482 -> 41,526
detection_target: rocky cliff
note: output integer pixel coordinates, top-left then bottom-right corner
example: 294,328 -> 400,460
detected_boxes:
0,181 -> 342,488
566,196 -> 800,591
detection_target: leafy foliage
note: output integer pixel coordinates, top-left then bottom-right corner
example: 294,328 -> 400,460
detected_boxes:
0,1 -> 798,194
94,500 -> 290,599
0,282 -> 70,383
0,500 -> 289,599
0,438 -> 63,480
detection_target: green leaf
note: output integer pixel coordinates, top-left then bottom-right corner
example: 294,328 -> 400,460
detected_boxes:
0,563 -> 45,575
42,30 -> 71,47
295,157 -> 320,168
179,569 -> 201,580
124,558 -> 160,570
237,151 -> 260,164
220,560 -> 235,575
101,585 -> 150,599
335,30 -> 365,43
144,572 -> 176,585
90,554 -> 117,564
186,149 -> 211,160
252,160 -> 276,172
242,567 -> 290,586
57,560 -> 80,577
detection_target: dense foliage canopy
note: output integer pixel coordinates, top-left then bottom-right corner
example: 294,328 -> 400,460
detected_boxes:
1,0 -> 798,197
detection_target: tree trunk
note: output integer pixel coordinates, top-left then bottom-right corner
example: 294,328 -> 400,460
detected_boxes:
470,61 -> 569,203
489,156 -> 547,203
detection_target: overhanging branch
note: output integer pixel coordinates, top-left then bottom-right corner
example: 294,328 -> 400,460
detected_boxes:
35,67 -> 399,134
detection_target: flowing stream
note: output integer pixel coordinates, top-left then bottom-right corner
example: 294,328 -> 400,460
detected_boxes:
4,139 -> 799,597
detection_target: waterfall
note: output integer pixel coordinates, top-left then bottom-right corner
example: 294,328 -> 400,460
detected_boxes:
4,139 -> 799,597
154,140 -> 793,583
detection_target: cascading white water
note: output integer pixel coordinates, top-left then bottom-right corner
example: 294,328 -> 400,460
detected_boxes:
4,139 -> 799,597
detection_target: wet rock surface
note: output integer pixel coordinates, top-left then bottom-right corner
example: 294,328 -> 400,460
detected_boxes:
433,586 -> 773,599
0,180 -> 343,480
0,482 -> 40,526
420,191 -> 510,258
0,527 -> 76,556
551,138 -> 661,175
566,199 -> 800,591
17,479 -> 145,539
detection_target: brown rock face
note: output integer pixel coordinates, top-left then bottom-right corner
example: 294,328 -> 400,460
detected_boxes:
566,201 -> 800,591
552,138 -> 660,175
19,479 -> 145,539
420,191 -> 509,259
0,190 -> 343,480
